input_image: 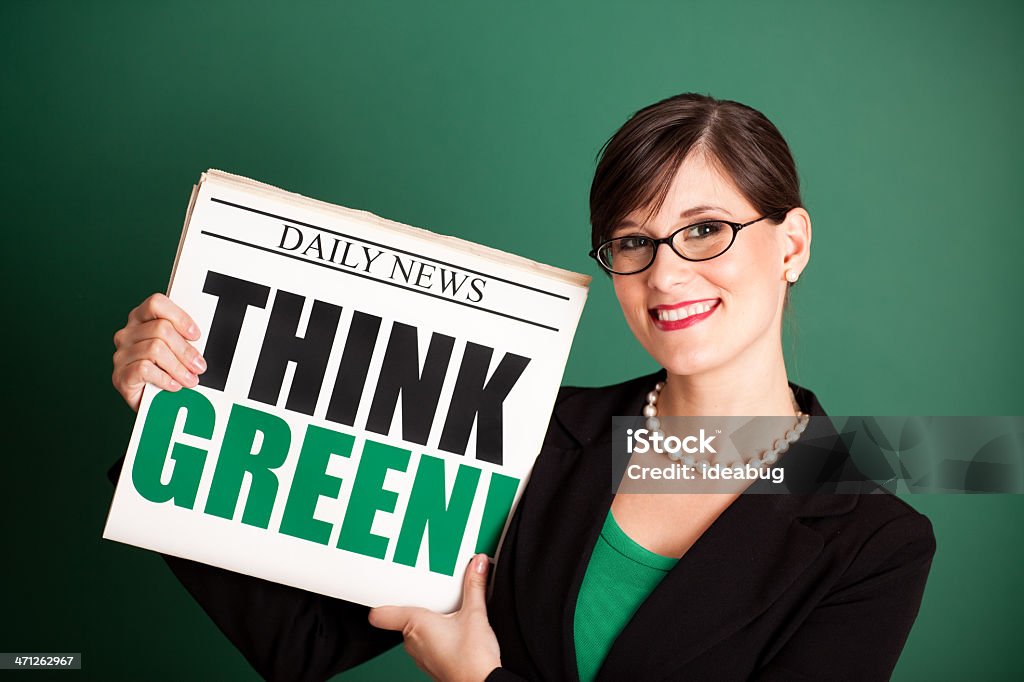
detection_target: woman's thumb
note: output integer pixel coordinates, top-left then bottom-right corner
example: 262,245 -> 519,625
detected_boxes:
460,553 -> 490,612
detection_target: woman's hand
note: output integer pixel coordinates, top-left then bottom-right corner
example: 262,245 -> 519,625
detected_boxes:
369,554 -> 501,682
112,293 -> 207,412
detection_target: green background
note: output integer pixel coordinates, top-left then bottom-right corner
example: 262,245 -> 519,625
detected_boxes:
3,0 -> 1022,679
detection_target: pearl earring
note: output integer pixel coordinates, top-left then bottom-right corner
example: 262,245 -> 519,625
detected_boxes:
785,269 -> 799,283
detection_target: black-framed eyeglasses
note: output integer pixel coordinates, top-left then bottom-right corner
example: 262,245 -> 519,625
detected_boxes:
589,211 -> 786,275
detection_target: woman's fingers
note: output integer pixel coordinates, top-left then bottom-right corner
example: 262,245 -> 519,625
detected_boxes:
115,337 -> 200,389
117,359 -> 183,393
127,293 -> 200,341
113,293 -> 205,412
114,319 -> 207,375
112,359 -> 182,412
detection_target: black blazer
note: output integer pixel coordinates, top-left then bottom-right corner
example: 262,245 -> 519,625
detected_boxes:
107,370 -> 936,681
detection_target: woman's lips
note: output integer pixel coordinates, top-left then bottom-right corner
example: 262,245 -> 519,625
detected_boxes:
649,299 -> 721,331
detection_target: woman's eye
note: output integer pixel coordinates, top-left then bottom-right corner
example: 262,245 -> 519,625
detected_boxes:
617,236 -> 650,251
683,222 -> 727,239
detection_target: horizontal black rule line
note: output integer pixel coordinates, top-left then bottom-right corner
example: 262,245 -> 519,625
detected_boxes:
199,230 -> 562,333
210,197 -> 571,301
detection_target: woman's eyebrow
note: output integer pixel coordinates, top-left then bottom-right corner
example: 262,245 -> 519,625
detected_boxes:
614,204 -> 734,231
679,204 -> 733,219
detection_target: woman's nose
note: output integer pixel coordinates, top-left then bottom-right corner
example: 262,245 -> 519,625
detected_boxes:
644,242 -> 697,292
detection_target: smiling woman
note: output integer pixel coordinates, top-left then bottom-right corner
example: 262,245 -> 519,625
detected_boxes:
590,96 -> 809,392
109,92 -> 935,681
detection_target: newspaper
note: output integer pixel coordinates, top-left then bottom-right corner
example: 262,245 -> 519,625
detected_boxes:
103,170 -> 590,611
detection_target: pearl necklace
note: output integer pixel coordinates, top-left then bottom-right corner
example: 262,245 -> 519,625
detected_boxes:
642,381 -> 810,467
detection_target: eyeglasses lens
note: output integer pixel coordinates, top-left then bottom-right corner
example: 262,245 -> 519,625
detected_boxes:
599,221 -> 734,273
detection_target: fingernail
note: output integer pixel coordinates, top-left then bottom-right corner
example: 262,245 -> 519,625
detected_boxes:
186,371 -> 198,386
192,355 -> 207,372
475,555 -> 487,574
188,323 -> 200,339
169,380 -> 180,390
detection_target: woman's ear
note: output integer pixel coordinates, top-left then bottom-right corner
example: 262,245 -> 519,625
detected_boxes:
780,207 -> 811,279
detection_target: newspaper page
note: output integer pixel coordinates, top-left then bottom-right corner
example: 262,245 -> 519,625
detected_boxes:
103,170 -> 590,611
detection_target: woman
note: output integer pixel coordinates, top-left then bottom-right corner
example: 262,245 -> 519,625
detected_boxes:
110,93 -> 935,681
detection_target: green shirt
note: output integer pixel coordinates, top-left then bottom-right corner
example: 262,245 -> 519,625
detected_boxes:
573,511 -> 680,681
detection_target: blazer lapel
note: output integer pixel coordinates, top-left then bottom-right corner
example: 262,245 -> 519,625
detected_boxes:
509,372 -> 659,680
517,440 -> 614,681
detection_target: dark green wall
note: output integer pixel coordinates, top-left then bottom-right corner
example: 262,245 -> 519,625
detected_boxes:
3,1 -> 1022,679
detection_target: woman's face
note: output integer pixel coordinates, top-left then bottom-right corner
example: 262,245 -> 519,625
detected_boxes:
610,152 -> 802,378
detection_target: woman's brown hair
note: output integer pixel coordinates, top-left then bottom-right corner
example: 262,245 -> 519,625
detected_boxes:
590,93 -> 802,250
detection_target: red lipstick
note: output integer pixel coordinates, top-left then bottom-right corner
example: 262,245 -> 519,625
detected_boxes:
649,299 -> 721,331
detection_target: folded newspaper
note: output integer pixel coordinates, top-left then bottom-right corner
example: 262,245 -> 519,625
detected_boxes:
103,170 -> 590,611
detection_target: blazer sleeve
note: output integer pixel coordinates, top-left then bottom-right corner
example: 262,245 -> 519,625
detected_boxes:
106,455 -> 402,682
752,511 -> 937,681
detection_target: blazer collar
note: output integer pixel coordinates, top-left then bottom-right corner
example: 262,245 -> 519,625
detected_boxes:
514,370 -> 858,680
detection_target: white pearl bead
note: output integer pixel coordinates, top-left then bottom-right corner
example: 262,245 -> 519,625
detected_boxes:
682,455 -> 695,466
776,440 -> 790,454
643,404 -> 657,417
749,457 -> 763,467
647,391 -> 659,404
669,450 -> 682,461
763,451 -> 778,464
785,429 -> 799,441
646,417 -> 661,431
655,381 -> 665,391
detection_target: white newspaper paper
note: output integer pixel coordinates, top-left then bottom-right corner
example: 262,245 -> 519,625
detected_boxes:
104,170 -> 590,611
